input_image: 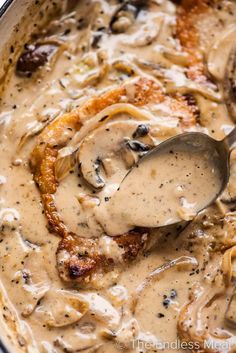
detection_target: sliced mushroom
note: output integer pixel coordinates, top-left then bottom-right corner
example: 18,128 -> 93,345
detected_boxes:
221,149 -> 236,204
54,103 -> 158,183
132,124 -> 149,138
78,120 -> 153,189
16,43 -> 58,77
125,139 -> 151,153
110,1 -> 142,34
121,145 -> 139,169
34,289 -> 89,328
224,47 -> 236,121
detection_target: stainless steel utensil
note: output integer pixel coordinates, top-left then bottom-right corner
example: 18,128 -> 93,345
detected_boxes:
111,127 -> 236,229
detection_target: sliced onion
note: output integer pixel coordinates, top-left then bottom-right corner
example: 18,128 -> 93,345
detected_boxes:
18,121 -> 47,150
18,111 -> 60,150
178,245 -> 236,353
55,147 -> 76,181
207,24 -> 236,81
83,292 -> 121,329
132,255 -> 198,312
178,282 -> 236,353
163,68 -> 222,102
136,61 -> 222,102
163,48 -> 190,67
35,289 -> 89,328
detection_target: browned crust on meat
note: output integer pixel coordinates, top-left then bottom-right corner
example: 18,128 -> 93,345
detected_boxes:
176,0 -> 217,82
30,77 -> 196,287
115,231 -> 147,261
56,230 -> 147,285
57,234 -> 110,283
31,78 -> 196,239
30,79 -> 165,238
42,194 -> 67,237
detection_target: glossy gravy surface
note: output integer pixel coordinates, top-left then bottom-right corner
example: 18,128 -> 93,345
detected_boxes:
97,146 -> 222,235
1,1 -> 236,353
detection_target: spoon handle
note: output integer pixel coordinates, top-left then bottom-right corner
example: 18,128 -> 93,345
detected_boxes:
224,127 -> 236,150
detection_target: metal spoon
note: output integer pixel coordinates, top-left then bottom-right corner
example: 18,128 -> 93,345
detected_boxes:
98,127 -> 236,235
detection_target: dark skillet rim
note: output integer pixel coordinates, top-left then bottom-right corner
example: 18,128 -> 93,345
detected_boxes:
0,0 -> 14,349
0,0 -> 14,18
0,338 -> 10,353
0,1 -> 34,352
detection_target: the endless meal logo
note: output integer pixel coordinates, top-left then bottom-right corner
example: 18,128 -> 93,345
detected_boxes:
114,338 -> 232,351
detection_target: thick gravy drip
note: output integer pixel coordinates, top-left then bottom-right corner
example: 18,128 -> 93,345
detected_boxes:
1,1 -> 236,353
97,144 -> 222,235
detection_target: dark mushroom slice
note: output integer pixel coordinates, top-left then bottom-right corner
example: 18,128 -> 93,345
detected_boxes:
110,0 -> 147,34
125,139 -> 151,153
91,33 -> 104,49
92,157 -> 106,189
16,43 -> 58,77
78,120 -> 152,189
223,47 -> 236,122
132,124 -> 149,139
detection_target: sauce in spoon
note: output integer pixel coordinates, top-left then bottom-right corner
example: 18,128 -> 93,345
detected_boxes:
95,130 -> 234,236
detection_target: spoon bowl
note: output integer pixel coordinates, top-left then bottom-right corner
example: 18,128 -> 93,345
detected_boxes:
138,131 -> 230,207
96,128 -> 236,236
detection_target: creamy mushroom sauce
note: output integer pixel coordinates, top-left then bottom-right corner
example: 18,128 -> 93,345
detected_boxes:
96,147 -> 223,235
1,1 -> 236,353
